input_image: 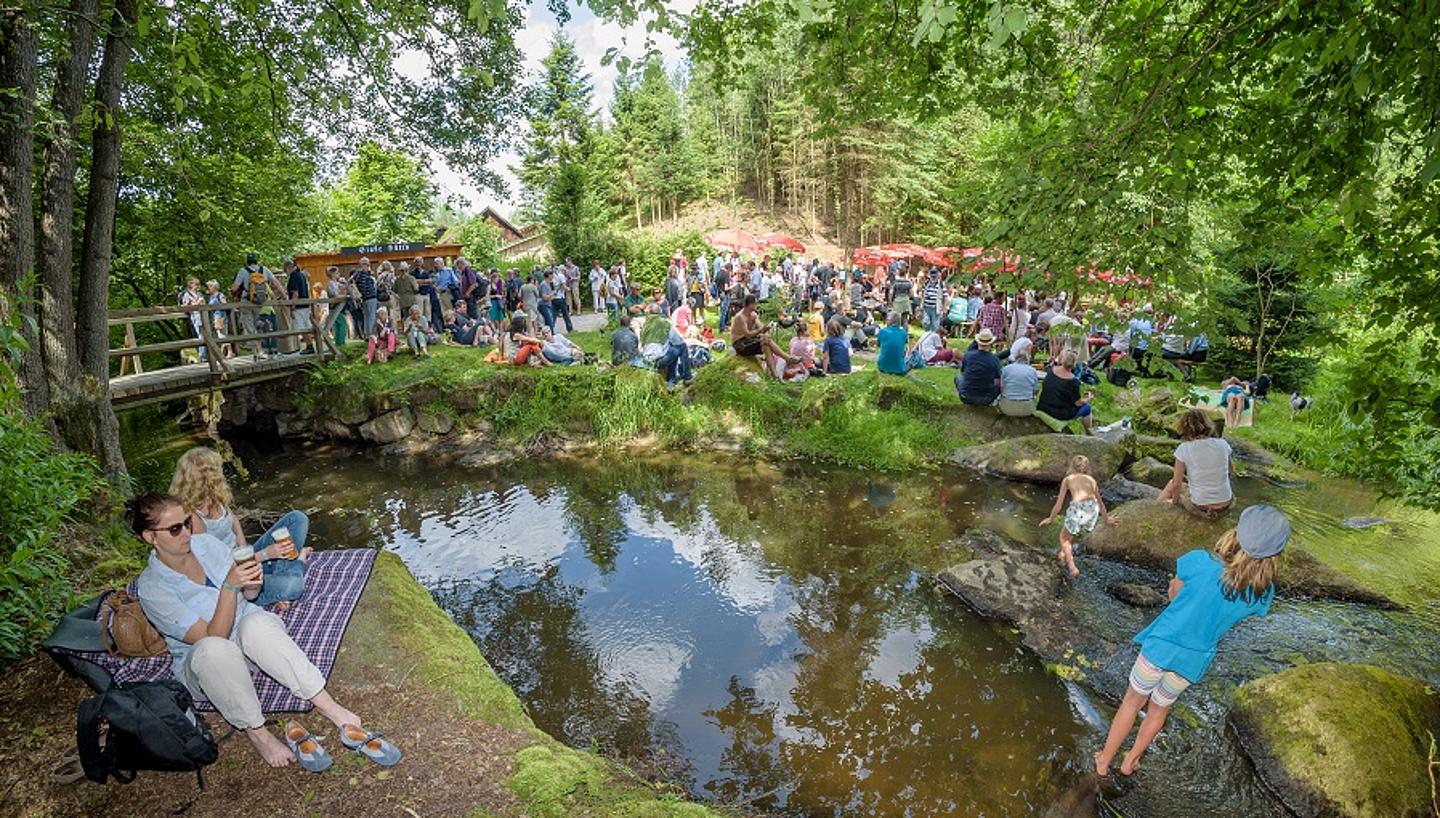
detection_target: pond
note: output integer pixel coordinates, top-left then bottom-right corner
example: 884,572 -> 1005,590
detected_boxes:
229,442 -> 1440,817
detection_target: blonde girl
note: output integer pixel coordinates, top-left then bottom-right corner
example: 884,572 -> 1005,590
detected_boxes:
1095,505 -> 1287,778
171,447 -> 310,609
1039,455 -> 1116,577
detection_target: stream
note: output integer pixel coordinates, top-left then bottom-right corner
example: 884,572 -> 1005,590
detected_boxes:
167,434 -> 1440,816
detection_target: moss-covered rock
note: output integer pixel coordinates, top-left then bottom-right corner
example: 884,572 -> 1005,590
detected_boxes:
1125,456 -> 1173,489
1229,663 -> 1440,818
1100,477 -> 1162,506
951,434 -> 1127,483
1086,501 -> 1396,607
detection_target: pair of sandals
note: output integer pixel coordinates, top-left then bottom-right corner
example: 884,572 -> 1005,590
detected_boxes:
284,720 -> 403,773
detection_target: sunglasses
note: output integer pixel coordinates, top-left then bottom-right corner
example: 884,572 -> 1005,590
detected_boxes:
148,517 -> 193,537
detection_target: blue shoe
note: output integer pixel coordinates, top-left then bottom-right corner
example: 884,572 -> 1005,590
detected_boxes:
340,725 -> 403,767
283,720 -> 332,772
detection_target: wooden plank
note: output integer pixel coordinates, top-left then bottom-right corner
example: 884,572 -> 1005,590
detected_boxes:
107,297 -> 348,323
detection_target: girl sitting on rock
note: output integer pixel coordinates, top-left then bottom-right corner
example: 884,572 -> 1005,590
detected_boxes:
1095,504 -> 1287,777
1040,455 -> 1117,577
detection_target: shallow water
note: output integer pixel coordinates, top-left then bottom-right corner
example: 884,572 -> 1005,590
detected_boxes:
232,442 -> 1440,816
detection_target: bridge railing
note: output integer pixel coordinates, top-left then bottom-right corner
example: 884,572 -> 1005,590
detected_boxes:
109,297 -> 350,379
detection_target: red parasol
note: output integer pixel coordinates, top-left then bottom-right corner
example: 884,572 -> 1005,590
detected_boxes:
850,247 -> 899,267
705,229 -> 764,255
758,232 -> 807,254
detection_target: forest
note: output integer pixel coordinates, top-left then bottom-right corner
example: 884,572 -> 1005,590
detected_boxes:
1,0 -> 1438,655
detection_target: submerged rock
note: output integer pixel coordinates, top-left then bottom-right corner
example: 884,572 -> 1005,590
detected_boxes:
1124,456 -> 1173,489
1340,516 -> 1390,530
1106,581 -> 1167,608
1229,663 -> 1440,818
1086,501 -> 1397,607
1100,477 -> 1162,507
951,434 -> 1127,484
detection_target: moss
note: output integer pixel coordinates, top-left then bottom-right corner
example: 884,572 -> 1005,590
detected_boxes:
1230,663 -> 1440,818
346,552 -> 723,816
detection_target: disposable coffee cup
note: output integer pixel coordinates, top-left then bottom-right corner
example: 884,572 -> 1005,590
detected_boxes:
231,545 -> 255,564
272,526 -> 296,559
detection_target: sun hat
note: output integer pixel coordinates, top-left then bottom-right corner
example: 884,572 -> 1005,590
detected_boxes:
1236,504 -> 1290,558
512,309 -> 527,320
975,328 -> 996,345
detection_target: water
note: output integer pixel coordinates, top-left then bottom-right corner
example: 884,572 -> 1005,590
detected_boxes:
232,442 -> 1440,816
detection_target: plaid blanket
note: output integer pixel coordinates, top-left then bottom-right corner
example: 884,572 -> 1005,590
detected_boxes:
54,548 -> 376,713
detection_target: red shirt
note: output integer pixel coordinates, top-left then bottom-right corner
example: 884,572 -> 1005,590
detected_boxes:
978,302 -> 1007,338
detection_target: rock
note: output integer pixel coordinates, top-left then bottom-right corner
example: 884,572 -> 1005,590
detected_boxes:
1229,663 -> 1440,818
359,408 -> 414,444
275,412 -> 311,438
1100,477 -> 1162,507
332,399 -> 372,427
1087,501 -> 1397,607
1133,434 -> 1180,463
321,419 -> 356,441
1340,516 -> 1390,530
457,444 -> 523,469
938,530 -> 1096,658
951,434 -> 1127,484
1124,456 -> 1173,489
1106,581 -> 1167,608
415,407 -> 455,435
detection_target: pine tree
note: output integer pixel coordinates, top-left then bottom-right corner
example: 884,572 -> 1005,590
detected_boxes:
516,32 -> 594,219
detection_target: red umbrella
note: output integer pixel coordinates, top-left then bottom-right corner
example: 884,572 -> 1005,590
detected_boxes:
850,247 -> 897,266
878,243 -> 930,259
705,229 -> 764,255
759,232 -> 807,254
960,247 -> 985,259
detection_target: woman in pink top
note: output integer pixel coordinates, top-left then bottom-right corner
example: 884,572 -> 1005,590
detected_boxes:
787,322 -> 819,379
672,299 -> 695,337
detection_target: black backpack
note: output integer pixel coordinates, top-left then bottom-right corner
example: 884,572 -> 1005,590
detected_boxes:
77,679 -> 219,787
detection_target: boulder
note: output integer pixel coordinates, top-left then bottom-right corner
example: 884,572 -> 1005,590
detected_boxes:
937,530 -> 1114,660
321,419 -> 356,441
951,434 -> 1127,484
1100,477 -> 1161,507
415,407 -> 455,435
331,398 -> 373,427
1229,663 -> 1440,818
1125,456 -> 1173,489
1132,434 -> 1180,463
1087,501 -> 1396,607
359,408 -> 414,444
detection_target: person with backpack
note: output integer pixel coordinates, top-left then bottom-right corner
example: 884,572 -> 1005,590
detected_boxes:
130,492 -> 401,770
230,253 -> 284,360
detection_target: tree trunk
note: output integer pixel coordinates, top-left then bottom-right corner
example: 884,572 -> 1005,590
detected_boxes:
72,0 -> 137,480
0,4 -> 48,421
38,0 -> 99,397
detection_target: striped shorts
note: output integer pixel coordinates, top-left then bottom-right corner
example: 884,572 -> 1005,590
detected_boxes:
1128,653 -> 1192,708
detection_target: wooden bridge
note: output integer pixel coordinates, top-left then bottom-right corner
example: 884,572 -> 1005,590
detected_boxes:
108,297 -> 349,409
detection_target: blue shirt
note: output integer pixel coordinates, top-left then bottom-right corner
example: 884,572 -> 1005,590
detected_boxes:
137,533 -> 257,669
1133,550 -> 1273,682
823,335 -> 852,373
1128,317 -> 1153,350
876,325 -> 909,374
966,296 -> 982,321
434,266 -> 458,292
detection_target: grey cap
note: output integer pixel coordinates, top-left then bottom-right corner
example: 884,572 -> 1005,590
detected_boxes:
1237,504 -> 1290,558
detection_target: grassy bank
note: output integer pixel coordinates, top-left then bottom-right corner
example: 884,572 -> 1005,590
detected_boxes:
300,342 -> 1001,470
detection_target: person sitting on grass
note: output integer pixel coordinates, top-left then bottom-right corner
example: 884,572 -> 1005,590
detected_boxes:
730,295 -> 798,378
1039,455 -> 1117,577
671,296 -> 696,338
503,313 -> 548,367
1036,350 -> 1095,433
1096,505 -> 1286,778
132,492 -> 401,771
403,305 -> 430,359
1158,408 -> 1235,519
822,318 -> 857,374
365,306 -> 396,364
653,320 -> 694,387
445,307 -> 494,347
876,311 -> 909,375
610,313 -> 641,367
786,322 -> 822,380
540,327 -> 585,366
916,326 -> 954,365
956,328 -> 1002,405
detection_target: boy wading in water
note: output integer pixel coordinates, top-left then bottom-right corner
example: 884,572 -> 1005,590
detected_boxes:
1096,504 -> 1287,777
1040,455 -> 1117,576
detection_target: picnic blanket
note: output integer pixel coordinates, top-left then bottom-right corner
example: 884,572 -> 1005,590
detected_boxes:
1188,386 -> 1253,427
50,548 -> 376,713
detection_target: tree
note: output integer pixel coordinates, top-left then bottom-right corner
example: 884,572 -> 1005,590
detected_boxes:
516,32 -> 594,218
322,143 -> 439,246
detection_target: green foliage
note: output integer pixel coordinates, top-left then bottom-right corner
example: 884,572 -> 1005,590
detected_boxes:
518,33 -> 595,218
0,323 -> 103,661
1204,263 -> 1332,390
451,214 -> 504,272
617,230 -> 707,293
321,142 -> 441,246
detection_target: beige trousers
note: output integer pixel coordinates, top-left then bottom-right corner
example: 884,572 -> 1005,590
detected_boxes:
178,610 -> 325,729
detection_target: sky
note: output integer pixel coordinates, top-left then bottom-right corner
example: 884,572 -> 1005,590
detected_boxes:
404,2 -> 687,222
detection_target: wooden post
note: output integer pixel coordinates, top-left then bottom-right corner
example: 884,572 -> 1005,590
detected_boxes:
198,302 -> 229,376
119,321 -> 143,375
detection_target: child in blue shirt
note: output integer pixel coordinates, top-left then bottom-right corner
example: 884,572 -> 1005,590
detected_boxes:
1095,504 -> 1288,777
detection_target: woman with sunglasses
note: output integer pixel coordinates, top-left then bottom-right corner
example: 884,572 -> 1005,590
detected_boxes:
131,492 -> 398,769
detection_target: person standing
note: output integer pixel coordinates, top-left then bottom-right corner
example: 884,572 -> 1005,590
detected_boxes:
351,258 -> 378,339
231,253 -> 284,360
715,264 -> 733,329
432,257 -> 457,332
977,292 -> 1008,343
550,268 -> 573,333
409,256 -> 434,326
324,267 -> 349,346
456,257 -> 481,319
521,273 -> 542,334
179,277 -> 207,361
564,258 -> 581,315
285,259 -> 314,354
921,268 -> 946,332
588,261 -> 605,313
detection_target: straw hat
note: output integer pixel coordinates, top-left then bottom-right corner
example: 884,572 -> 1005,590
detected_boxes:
975,328 -> 996,346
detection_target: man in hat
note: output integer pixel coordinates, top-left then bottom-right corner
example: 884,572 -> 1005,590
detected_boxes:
231,252 -> 284,359
956,328 -> 1003,406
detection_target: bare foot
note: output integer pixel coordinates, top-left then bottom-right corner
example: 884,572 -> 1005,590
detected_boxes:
272,600 -> 292,613
1094,753 -> 1110,778
246,727 -> 294,768
1119,754 -> 1141,776
298,546 -> 313,563
1068,565 -> 1081,578
311,691 -> 361,732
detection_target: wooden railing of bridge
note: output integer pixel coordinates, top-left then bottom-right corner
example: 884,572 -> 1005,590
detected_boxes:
108,297 -> 349,409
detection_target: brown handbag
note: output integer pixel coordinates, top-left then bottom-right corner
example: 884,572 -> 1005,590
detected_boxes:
100,590 -> 168,657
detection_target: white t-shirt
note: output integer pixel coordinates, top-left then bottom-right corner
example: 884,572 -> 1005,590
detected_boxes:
1175,437 -> 1234,505
917,331 -> 945,360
